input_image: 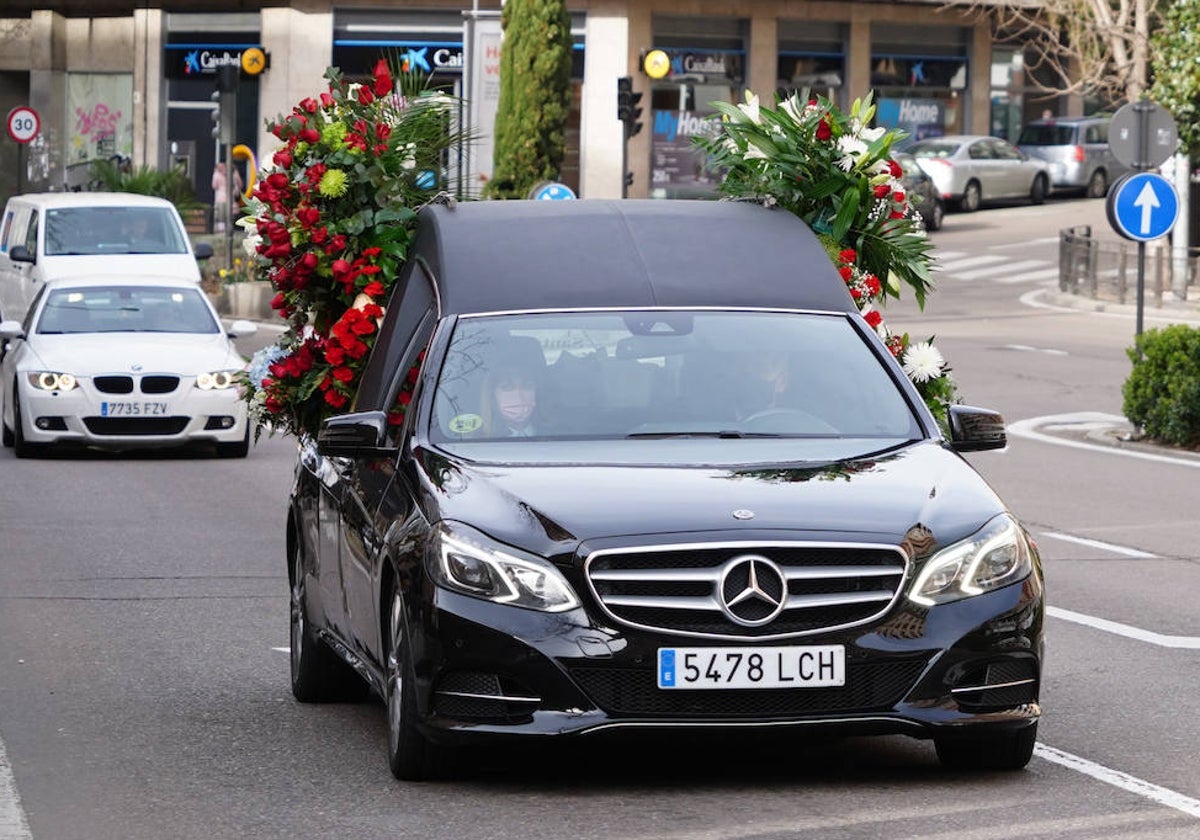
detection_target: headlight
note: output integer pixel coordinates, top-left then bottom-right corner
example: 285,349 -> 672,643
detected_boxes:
195,370 -> 238,390
909,514 -> 1033,607
28,372 -> 77,391
427,521 -> 579,612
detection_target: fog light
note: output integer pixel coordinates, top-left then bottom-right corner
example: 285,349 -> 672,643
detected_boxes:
35,417 -> 68,431
204,416 -> 236,430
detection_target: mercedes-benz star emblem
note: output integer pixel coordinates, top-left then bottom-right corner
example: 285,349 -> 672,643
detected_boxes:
718,555 -> 787,627
731,509 -> 755,520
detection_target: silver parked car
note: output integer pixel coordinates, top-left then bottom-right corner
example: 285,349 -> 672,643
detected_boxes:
907,135 -> 1052,213
1016,116 -> 1130,198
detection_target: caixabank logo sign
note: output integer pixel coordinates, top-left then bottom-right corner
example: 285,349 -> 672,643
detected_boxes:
165,44 -> 262,79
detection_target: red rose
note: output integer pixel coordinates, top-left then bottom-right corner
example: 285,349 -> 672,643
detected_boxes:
839,266 -> 853,281
332,366 -> 355,383
874,184 -> 891,198
839,249 -> 857,265
864,310 -> 883,328
270,292 -> 287,310
299,128 -> 319,144
373,59 -> 393,97
357,85 -> 375,106
324,389 -> 349,408
362,281 -> 385,298
893,190 -> 906,203
888,159 -> 903,178
320,92 -> 334,109
273,149 -> 293,168
816,119 -> 832,141
299,97 -> 318,114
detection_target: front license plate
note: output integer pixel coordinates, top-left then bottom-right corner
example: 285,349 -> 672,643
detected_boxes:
100,401 -> 169,417
657,645 -> 845,690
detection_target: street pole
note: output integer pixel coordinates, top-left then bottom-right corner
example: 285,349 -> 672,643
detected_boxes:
1136,240 -> 1146,338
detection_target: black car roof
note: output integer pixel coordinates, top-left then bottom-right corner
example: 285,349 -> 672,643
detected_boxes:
412,199 -> 855,315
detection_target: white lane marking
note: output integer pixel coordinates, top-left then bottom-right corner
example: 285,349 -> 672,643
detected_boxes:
1000,343 -> 1068,355
997,267 -> 1062,285
935,255 -> 1008,273
992,236 -> 1061,249
933,250 -> 969,262
955,259 -> 1047,281
1048,606 -> 1200,649
1036,744 -> 1200,818
1037,531 -> 1157,558
1007,412 -> 1200,469
0,733 -> 33,840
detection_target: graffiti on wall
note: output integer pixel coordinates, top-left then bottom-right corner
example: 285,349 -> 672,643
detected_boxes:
67,73 -> 133,165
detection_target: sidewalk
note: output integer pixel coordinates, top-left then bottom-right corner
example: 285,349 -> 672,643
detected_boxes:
1028,286 -> 1200,325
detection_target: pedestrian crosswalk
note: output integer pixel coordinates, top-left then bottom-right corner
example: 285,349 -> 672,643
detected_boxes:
934,250 -> 1060,285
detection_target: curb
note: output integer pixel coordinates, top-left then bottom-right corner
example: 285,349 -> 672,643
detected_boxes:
1031,288 -> 1200,325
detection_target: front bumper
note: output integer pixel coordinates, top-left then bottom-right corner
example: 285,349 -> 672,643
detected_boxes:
14,377 -> 248,449
409,575 -> 1044,744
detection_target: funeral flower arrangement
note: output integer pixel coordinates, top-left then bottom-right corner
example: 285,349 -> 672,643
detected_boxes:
697,91 -> 958,427
237,61 -> 460,439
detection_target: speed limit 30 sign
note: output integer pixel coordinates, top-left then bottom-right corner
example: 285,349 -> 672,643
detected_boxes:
6,106 -> 40,143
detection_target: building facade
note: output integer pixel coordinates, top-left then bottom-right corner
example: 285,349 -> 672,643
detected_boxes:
0,2 -> 1070,214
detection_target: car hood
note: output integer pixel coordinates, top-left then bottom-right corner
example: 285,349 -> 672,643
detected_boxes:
417,440 -> 1008,557
22,332 -> 243,376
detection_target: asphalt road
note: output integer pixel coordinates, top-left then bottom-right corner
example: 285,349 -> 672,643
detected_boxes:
2,195 -> 1199,839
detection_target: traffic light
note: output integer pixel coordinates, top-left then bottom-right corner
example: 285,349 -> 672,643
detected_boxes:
210,87 -> 236,143
617,76 -> 643,138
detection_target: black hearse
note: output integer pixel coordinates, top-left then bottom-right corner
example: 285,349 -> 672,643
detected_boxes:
288,199 -> 1043,780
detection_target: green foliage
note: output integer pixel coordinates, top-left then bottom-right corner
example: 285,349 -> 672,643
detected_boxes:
485,0 -> 573,199
1123,324 -> 1200,447
1151,0 -> 1200,158
696,91 -> 935,308
89,158 -> 202,212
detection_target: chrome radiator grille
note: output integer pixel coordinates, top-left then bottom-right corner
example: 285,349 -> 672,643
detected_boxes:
584,542 -> 908,640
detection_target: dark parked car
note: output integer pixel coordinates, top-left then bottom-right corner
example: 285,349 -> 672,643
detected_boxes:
289,199 -> 1044,780
894,151 -> 944,231
1016,116 -> 1130,198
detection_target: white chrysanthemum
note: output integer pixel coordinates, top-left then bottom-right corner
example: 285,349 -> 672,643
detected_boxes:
902,341 -> 946,383
837,135 -> 867,158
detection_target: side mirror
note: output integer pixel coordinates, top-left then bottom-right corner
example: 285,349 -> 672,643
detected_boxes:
948,404 -> 1006,452
193,241 -> 214,261
9,245 -> 34,264
0,320 -> 24,340
226,319 -> 257,338
317,410 -> 395,459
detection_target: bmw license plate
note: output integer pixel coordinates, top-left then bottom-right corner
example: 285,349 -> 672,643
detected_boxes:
657,645 -> 845,690
100,401 -> 169,417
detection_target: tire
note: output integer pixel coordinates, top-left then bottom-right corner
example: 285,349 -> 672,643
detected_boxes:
1086,169 -> 1108,199
935,723 -> 1038,771
385,583 -> 452,781
12,389 -> 44,459
215,426 -> 250,458
960,181 -> 981,213
289,543 -> 365,702
926,198 -> 944,232
1030,175 -> 1048,205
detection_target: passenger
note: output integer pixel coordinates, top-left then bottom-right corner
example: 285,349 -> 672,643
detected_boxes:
481,337 -> 546,437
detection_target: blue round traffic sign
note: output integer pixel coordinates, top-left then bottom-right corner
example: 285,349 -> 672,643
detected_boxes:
1106,172 -> 1180,242
530,181 -> 576,201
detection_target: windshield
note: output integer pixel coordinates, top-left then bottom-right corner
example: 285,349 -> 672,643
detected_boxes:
908,141 -> 961,159
1017,125 -> 1076,146
44,207 -> 189,256
430,311 -> 920,446
36,286 -> 220,335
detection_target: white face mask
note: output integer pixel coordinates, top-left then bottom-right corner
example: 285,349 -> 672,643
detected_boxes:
495,385 -> 536,426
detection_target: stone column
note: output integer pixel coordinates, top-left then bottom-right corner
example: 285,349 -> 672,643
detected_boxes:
257,4 -> 334,165
579,0 -> 631,199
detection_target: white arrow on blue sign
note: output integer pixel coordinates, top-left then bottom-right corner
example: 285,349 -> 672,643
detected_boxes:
1106,172 -> 1180,242
531,182 -> 577,201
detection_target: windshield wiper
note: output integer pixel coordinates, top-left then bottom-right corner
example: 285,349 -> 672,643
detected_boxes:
626,430 -> 758,439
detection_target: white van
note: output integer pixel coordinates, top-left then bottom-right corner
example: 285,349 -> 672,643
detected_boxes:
0,192 -> 214,322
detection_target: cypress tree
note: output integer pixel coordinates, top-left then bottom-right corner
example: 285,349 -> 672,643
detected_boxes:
485,0 -> 572,199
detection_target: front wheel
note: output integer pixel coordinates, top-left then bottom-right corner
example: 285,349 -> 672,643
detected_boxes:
385,584 -> 452,781
960,181 -> 981,213
12,389 -> 45,459
215,426 -> 250,458
289,544 -> 365,702
935,723 -> 1037,771
1030,175 -> 1048,205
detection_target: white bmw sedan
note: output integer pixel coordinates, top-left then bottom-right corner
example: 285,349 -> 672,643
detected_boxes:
0,276 -> 256,458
